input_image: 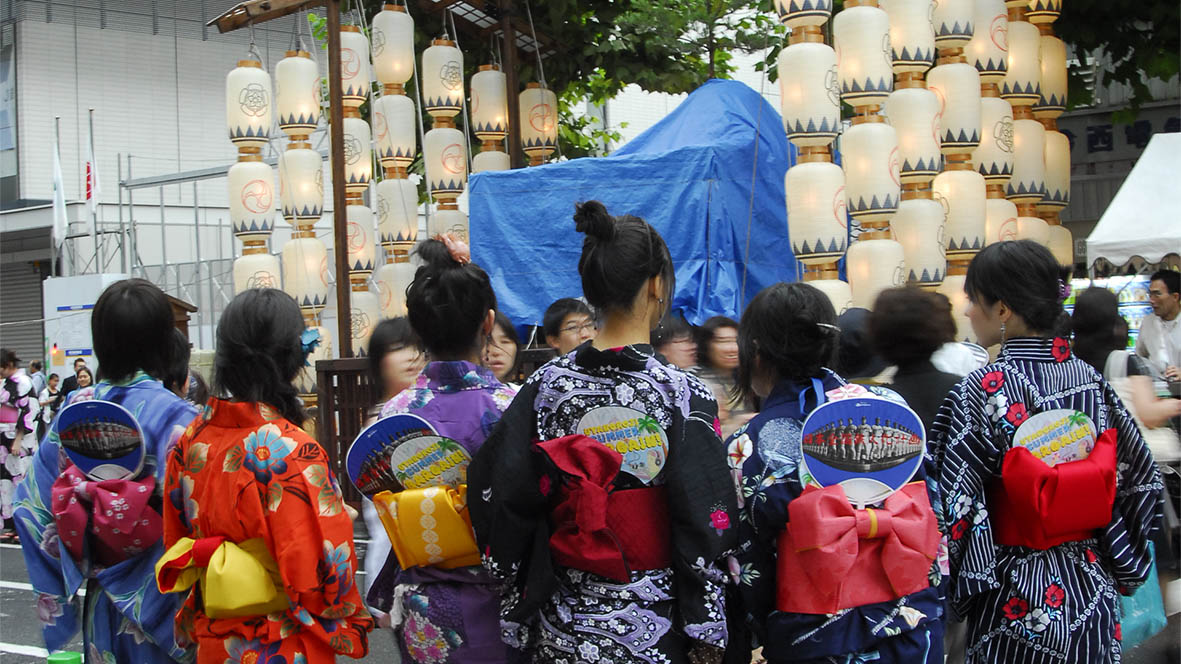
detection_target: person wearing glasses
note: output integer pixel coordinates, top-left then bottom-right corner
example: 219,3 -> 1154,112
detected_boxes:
1137,269 -> 1181,384
542,297 -> 597,355
652,312 -> 699,371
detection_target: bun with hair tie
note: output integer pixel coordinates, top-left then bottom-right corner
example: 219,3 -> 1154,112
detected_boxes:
433,233 -> 471,265
574,200 -> 616,242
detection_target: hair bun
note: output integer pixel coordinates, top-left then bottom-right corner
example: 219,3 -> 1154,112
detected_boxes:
574,200 -> 616,241
415,238 -> 460,272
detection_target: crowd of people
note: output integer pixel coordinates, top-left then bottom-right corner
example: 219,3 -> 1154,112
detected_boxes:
1,199 -> 1178,664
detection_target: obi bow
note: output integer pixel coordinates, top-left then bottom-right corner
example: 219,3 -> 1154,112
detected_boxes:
990,427 -> 1118,550
51,464 -> 160,567
155,536 -> 289,618
373,485 -> 481,570
776,482 -> 939,614
535,435 -> 671,583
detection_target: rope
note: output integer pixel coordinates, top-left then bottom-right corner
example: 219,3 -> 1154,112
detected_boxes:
447,9 -> 474,175
403,0 -> 432,235
523,0 -> 561,160
738,25 -> 775,311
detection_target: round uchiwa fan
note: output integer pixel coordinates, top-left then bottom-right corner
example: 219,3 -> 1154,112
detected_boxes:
346,413 -> 472,497
54,400 -> 146,481
799,395 -> 926,507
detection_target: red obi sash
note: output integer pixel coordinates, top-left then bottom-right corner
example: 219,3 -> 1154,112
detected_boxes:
535,435 -> 672,582
776,482 -> 939,614
51,464 -> 161,567
989,427 -> 1118,550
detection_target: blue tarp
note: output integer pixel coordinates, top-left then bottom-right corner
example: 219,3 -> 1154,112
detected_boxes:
469,78 -> 799,328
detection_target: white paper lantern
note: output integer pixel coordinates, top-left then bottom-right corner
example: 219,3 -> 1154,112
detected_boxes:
340,27 -> 371,108
841,121 -> 900,222
774,0 -> 833,28
430,207 -> 469,243
881,0 -> 935,73
471,66 -> 509,141
283,236 -> 330,313
376,178 -> 418,250
1041,129 -> 1069,210
279,148 -> 323,224
1002,19 -> 1041,105
808,279 -> 854,315
847,238 -> 907,309
786,160 -> 848,263
295,324 -> 332,394
974,96 -> 1015,183
233,252 -> 281,293
422,40 -> 464,118
1007,117 -> 1045,202
1034,34 -> 1067,119
341,116 -> 373,195
932,0 -> 974,49
892,197 -> 946,286
373,259 -> 417,319
933,167 -> 986,258
424,127 -> 467,200
1026,0 -> 1061,25
371,5 -> 414,87
966,0 -> 1008,84
372,93 -> 417,169
349,289 -> 382,356
1047,224 -> 1072,265
473,150 -> 511,173
346,204 -> 376,275
984,196 -> 1019,244
226,60 -> 272,149
884,87 -> 941,182
228,160 -> 275,240
1016,215 -> 1049,246
936,274 -> 975,341
520,84 -> 558,163
778,42 -> 840,147
275,52 -> 320,138
928,62 -> 982,152
833,5 -> 894,106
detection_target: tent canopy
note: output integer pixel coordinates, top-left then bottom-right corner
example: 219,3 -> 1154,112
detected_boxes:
468,79 -> 797,328
1086,132 -> 1181,266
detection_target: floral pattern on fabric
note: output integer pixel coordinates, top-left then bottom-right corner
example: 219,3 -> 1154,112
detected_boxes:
1,368 -> 38,521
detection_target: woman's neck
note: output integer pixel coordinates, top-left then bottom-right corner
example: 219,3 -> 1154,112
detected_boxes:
428,349 -> 483,365
592,311 -> 651,350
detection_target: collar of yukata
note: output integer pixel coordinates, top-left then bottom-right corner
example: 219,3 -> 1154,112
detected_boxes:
762,369 -> 845,416
91,370 -> 157,400
573,343 -> 658,372
421,360 -> 501,393
999,336 -> 1073,364
203,397 -> 284,427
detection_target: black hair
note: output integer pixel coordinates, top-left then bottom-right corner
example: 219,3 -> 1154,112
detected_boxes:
964,240 -> 1063,334
163,329 -> 192,396
30,361 -> 41,372
869,287 -> 955,368
187,372 -> 210,408
491,311 -> 522,377
695,316 -> 739,369
834,308 -> 888,379
75,367 -> 94,385
542,298 -> 594,339
48,373 -> 59,382
1150,269 -> 1180,296
91,279 -> 176,383
574,200 -> 675,316
73,357 -> 87,368
0,348 -> 17,369
214,288 -> 306,425
737,283 -> 838,403
367,316 -> 423,385
406,239 -> 497,357
651,312 -> 694,348
1070,286 -> 1122,373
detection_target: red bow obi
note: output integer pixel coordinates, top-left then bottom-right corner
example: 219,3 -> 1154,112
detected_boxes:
989,427 -> 1118,550
776,482 -> 939,614
535,435 -> 672,582
51,464 -> 161,567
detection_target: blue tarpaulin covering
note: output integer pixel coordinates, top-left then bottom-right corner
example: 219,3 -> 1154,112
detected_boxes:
468,78 -> 800,328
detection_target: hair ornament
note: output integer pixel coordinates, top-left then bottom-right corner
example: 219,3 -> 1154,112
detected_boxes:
435,233 -> 471,265
817,322 -> 841,334
1057,278 -> 1071,303
300,327 -> 322,366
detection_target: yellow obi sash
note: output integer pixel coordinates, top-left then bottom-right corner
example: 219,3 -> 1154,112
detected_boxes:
373,485 -> 481,570
155,536 -> 290,618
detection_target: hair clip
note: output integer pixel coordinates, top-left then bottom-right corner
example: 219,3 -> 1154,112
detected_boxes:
435,233 -> 471,265
817,323 -> 841,333
300,327 -> 322,366
1057,278 -> 1071,303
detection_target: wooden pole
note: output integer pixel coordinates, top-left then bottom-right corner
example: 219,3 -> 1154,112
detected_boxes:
326,0 -> 352,357
499,0 -> 523,169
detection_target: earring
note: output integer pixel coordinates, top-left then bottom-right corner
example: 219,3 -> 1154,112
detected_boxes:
1000,321 -> 1007,344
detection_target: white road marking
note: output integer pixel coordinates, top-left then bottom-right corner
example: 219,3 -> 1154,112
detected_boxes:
0,642 -> 50,657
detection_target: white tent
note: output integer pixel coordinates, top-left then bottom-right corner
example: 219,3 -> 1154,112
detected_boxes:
1087,132 -> 1181,266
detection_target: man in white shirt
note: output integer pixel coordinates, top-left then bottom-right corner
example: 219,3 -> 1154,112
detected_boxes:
1136,269 -> 1181,382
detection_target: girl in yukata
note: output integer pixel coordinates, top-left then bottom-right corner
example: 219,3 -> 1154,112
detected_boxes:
469,200 -> 738,664
14,279 -> 200,663
365,236 -> 522,663
725,282 -> 944,664
1,347 -> 39,540
929,240 -> 1162,663
160,288 -> 373,663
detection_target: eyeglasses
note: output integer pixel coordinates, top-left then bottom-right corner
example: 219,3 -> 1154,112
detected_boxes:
560,321 -> 596,335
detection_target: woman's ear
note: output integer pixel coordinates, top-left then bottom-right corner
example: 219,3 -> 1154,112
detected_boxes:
482,309 -> 496,337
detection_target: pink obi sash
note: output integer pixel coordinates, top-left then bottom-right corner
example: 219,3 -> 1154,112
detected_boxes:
51,464 -> 160,567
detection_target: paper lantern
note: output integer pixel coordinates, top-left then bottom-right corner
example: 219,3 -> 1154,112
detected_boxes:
808,279 -> 854,315
774,0 -> 833,28
1047,224 -> 1072,266
278,147 -> 323,224
341,115 -> 373,195
1002,19 -> 1041,105
1007,117 -> 1045,202
422,40 -> 464,118
424,127 -> 467,200
520,84 -> 558,164
928,62 -> 982,152
892,197 -> 946,286
233,251 -> 281,293
841,121 -> 900,222
430,207 -> 469,243
984,196 -> 1019,244
471,66 -> 509,141
778,41 -> 840,147
884,87 -> 940,182
847,237 -> 906,309
371,5 -> 414,88
372,93 -> 417,170
340,26 -> 371,108
376,178 -> 418,250
966,0 -> 1008,84
226,60 -> 272,150
974,96 -> 1015,184
346,204 -> 376,275
275,51 -> 320,139
349,288 -> 382,356
282,236 -> 330,313
786,160 -> 848,263
933,167 -> 986,259
228,159 -> 275,240
295,324 -> 332,395
1041,129 -> 1069,210
833,5 -> 894,106
931,0 -> 974,49
473,150 -> 511,173
373,259 -> 417,319
1016,215 -> 1049,246
1034,34 -> 1067,119
1025,0 -> 1061,25
937,274 -> 975,342
881,0 -> 935,73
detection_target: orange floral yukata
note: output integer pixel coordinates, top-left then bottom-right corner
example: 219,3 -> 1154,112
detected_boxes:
162,399 -> 373,663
